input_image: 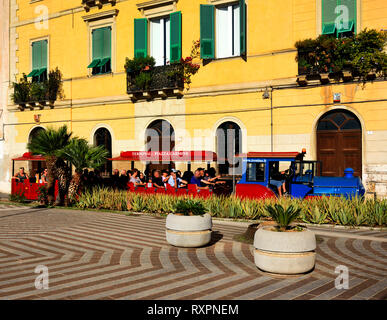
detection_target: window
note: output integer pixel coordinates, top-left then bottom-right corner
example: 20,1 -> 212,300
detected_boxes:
150,17 -> 170,66
247,162 -> 265,182
200,0 -> 246,60
322,0 -> 356,37
27,40 -> 48,82
87,26 -> 111,75
216,4 -> 240,58
134,11 -> 182,64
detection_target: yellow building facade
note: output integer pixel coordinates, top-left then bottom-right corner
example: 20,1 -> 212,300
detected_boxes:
1,0 -> 387,197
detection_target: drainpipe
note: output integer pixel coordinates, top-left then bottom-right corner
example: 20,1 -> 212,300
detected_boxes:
270,86 -> 273,152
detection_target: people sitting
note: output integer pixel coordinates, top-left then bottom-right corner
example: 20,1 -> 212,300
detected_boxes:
167,169 -> 187,188
190,170 -> 209,190
152,170 -> 165,189
270,170 -> 287,196
14,167 -> 29,182
130,169 -> 146,187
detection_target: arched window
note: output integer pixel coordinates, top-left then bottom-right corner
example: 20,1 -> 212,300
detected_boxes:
28,127 -> 46,179
216,121 -> 242,175
94,128 -> 112,176
317,109 -> 362,177
145,120 -> 175,173
29,127 -> 45,143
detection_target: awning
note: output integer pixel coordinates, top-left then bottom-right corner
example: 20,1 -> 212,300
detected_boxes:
322,23 -> 336,35
87,59 -> 101,68
12,152 -> 46,161
98,58 -> 110,68
109,151 -> 217,162
27,69 -> 39,77
337,20 -> 354,33
236,152 -> 301,159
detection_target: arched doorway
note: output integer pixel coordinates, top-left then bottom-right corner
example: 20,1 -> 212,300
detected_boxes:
94,128 -> 112,176
29,127 -> 47,179
317,109 -> 362,177
145,120 -> 175,174
216,121 -> 242,175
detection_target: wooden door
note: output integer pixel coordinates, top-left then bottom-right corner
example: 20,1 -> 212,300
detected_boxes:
317,110 -> 362,177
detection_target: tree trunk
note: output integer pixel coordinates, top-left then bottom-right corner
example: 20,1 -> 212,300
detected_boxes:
67,171 -> 82,204
54,160 -> 70,206
45,156 -> 57,204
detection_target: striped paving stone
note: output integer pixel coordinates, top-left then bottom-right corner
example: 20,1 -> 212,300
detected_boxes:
0,207 -> 386,300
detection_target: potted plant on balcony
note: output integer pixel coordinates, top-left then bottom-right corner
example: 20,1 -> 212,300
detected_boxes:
254,204 -> 316,275
47,68 -> 64,107
11,74 -> 31,110
166,199 -> 212,248
30,81 -> 48,108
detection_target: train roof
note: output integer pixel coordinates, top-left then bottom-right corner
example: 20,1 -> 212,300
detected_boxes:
236,152 -> 302,159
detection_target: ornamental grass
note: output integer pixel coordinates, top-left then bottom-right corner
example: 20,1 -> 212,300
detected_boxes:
75,187 -> 387,227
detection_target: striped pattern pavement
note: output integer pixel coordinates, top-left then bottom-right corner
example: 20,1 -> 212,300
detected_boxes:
0,206 -> 386,300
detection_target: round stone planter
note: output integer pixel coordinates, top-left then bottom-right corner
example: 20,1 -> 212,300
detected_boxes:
166,213 -> 212,248
254,226 -> 316,275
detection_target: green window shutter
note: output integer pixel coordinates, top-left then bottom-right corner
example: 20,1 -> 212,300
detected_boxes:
322,0 -> 337,34
337,0 -> 356,33
41,39 -> 48,68
92,28 -> 103,60
240,0 -> 246,56
32,41 -> 42,70
170,11 -> 182,63
102,27 -> 111,59
200,5 -> 215,59
134,18 -> 148,58
322,0 -> 356,35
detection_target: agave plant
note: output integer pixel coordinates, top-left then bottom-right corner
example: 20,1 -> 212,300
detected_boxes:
60,138 -> 108,203
264,204 -> 302,231
174,199 -> 207,216
27,125 -> 72,204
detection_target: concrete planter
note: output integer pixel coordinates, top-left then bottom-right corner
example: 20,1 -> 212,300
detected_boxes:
254,226 -> 316,274
166,213 -> 212,248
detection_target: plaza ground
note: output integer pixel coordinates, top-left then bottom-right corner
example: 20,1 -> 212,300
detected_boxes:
0,203 -> 385,300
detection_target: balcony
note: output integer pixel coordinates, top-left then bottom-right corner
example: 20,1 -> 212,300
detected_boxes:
11,68 -> 63,111
82,0 -> 116,12
295,29 -> 387,86
126,64 -> 184,102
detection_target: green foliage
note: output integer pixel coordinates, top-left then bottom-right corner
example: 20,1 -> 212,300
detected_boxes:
124,56 -> 156,74
74,188 -> 387,227
264,204 -> 302,231
27,125 -> 72,157
134,72 -> 152,90
295,29 -> 387,82
59,138 -> 108,173
37,185 -> 48,203
174,199 -> 207,216
9,190 -> 26,203
48,67 -> 64,101
11,68 -> 63,104
11,75 -> 31,104
30,81 -> 48,102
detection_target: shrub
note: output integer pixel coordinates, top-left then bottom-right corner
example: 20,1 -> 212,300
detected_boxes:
11,75 -> 31,104
295,29 -> 387,82
74,187 -> 386,227
174,199 -> 207,216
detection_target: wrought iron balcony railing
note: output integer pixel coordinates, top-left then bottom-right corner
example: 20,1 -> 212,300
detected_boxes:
126,64 -> 184,101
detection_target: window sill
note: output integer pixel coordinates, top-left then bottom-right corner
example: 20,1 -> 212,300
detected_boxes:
204,55 -> 245,64
88,71 -> 114,78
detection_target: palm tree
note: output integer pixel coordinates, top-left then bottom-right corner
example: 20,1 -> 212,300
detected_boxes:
27,125 -> 72,204
60,138 -> 108,203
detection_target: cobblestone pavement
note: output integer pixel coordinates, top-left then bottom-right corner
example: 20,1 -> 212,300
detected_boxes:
0,205 -> 385,300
